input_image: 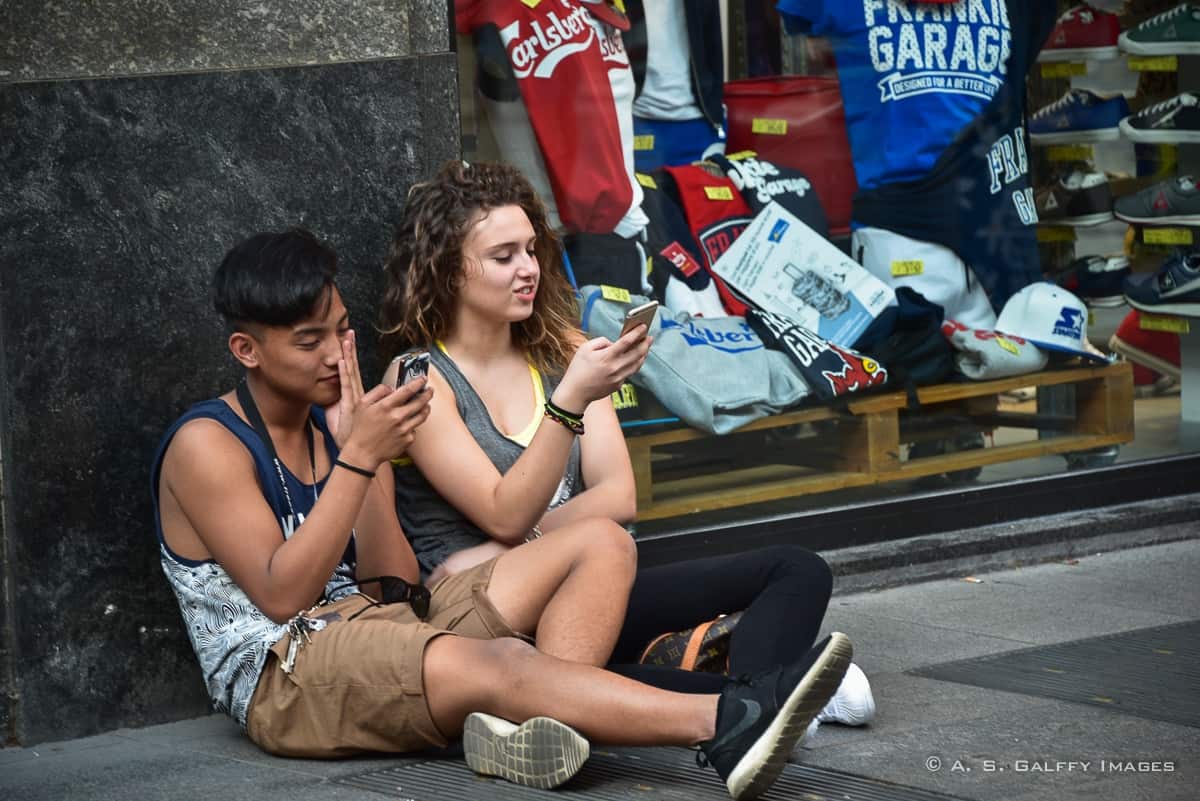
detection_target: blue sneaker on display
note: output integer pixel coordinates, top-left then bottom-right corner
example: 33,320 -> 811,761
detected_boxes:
1029,89 -> 1130,144
1123,250 -> 1200,317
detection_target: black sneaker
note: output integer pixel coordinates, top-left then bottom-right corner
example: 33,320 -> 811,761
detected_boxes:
1123,250 -> 1200,317
1036,170 -> 1114,226
1060,255 -> 1131,308
699,632 -> 852,801
1120,93 -> 1200,144
462,713 -> 590,790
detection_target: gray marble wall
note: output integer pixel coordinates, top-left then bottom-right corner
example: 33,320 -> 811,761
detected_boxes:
0,0 -> 459,746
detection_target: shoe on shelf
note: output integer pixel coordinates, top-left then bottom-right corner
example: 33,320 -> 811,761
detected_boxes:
699,632 -> 852,801
463,713 -> 590,790
1040,4 -> 1122,63
1113,175 -> 1200,225
1121,250 -> 1200,317
1036,170 -> 1114,227
1060,254 -> 1131,307
1029,89 -> 1130,144
1109,308 -> 1182,381
1119,3 -> 1200,56
1120,93 -> 1200,144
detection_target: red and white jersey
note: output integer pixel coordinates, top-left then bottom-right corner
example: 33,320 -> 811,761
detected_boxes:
458,0 -> 645,236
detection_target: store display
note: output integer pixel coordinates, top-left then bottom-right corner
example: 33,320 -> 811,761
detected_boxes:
723,76 -> 855,235
1118,3 -> 1200,56
1119,93 -> 1200,144
458,0 -> 646,237
1113,174 -> 1200,224
708,152 -> 829,237
1109,309 -> 1183,385
626,0 -> 726,171
1059,254 -> 1132,308
1028,89 -> 1130,144
1122,249 -> 1200,316
1035,170 -> 1115,226
1038,4 -> 1122,63
995,283 -> 1111,363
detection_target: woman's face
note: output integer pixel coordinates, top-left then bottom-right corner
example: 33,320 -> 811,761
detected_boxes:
457,204 -> 539,325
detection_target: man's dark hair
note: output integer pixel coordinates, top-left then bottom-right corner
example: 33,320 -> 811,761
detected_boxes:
213,228 -> 338,329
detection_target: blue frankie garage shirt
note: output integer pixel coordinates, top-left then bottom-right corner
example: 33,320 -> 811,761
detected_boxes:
777,0 -> 1017,190
777,0 -> 1055,309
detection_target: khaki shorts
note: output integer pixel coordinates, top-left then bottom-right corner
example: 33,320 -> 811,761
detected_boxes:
245,557 -> 521,758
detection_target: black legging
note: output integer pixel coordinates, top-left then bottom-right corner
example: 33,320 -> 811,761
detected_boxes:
606,545 -> 834,693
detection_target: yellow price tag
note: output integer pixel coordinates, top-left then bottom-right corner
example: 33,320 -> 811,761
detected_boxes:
1143,228 -> 1194,246
612,0 -> 625,10
1040,62 -> 1087,78
1037,226 -> 1076,243
703,186 -> 735,201
611,383 -> 639,411
633,134 -> 655,151
520,0 -> 542,7
1088,310 -> 1095,327
751,118 -> 788,135
600,285 -> 632,303
1128,55 -> 1178,72
890,260 -> 924,277
1046,145 -> 1094,162
1140,314 -> 1191,334
726,150 -> 758,160
994,335 -> 1020,356
635,172 -> 657,189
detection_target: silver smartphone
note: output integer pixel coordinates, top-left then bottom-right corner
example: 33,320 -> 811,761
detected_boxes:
397,351 -> 431,388
620,300 -> 659,338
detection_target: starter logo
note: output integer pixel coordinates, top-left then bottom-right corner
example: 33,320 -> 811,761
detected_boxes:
1053,307 -> 1084,339
864,0 -> 1013,103
500,4 -> 594,80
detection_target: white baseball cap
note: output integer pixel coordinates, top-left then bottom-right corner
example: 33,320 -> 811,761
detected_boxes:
996,282 -> 1111,364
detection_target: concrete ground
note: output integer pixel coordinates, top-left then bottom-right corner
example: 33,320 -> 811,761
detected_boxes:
2,534 -> 1197,801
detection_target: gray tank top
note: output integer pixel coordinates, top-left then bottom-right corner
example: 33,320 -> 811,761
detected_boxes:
395,348 -> 583,576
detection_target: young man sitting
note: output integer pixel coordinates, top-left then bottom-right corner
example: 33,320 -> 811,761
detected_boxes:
151,228 -> 852,800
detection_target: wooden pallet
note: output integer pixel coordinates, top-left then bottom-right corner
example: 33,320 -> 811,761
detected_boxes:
626,362 -> 1134,521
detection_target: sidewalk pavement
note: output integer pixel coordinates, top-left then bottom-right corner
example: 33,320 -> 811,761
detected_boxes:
3,533 -> 1197,801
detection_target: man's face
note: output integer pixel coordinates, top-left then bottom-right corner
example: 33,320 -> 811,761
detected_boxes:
252,286 -> 350,407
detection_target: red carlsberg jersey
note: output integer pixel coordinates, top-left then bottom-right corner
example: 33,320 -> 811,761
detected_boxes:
458,0 -> 638,235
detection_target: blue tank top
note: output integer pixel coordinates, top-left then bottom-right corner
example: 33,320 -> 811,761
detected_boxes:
151,399 -> 355,727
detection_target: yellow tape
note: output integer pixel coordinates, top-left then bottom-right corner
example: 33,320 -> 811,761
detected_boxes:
890,260 -> 924,277
751,118 -> 788,135
1128,55 -> 1178,72
600,285 -> 632,303
1040,62 -> 1087,78
633,134 -> 655,151
1037,227 -> 1077,243
1140,314 -> 1190,334
1046,145 -> 1094,162
635,172 -> 658,189
1143,228 -> 1194,246
703,186 -> 735,201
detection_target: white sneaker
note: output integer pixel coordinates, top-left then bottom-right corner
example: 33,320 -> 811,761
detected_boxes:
816,663 -> 875,726
462,712 -> 590,790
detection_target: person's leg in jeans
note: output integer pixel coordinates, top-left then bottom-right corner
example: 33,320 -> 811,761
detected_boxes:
609,545 -> 834,676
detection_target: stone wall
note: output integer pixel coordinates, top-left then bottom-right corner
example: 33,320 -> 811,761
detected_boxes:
0,0 -> 459,746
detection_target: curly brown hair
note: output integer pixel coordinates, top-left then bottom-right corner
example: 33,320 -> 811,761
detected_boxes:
378,161 -> 579,374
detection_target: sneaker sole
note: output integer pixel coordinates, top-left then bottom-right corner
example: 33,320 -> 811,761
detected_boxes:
1030,128 -> 1121,145
1119,118 -> 1200,144
1038,46 -> 1120,63
462,713 -> 590,790
1122,297 -> 1200,320
1109,333 -> 1183,379
1084,295 -> 1128,308
1119,38 -> 1200,56
1040,211 -> 1115,227
1113,211 -> 1200,225
725,632 -> 853,801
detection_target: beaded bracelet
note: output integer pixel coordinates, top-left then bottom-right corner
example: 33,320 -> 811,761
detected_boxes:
543,399 -> 585,435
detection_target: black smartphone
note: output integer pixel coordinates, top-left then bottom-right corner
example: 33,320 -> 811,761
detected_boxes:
397,351 -> 431,388
620,300 -> 659,338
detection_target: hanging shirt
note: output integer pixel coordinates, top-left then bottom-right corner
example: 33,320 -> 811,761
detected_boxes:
777,0 -> 1055,309
459,0 -> 647,237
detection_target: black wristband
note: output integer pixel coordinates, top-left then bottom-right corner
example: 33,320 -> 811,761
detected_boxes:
334,458 -> 376,479
545,398 -> 585,422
